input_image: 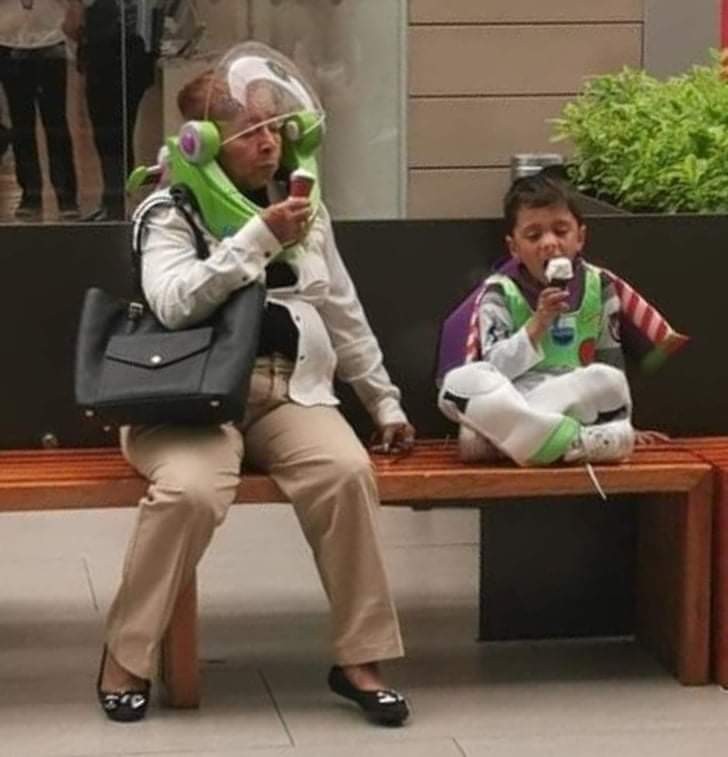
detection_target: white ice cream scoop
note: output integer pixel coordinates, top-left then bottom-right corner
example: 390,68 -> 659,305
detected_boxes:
545,256 -> 574,287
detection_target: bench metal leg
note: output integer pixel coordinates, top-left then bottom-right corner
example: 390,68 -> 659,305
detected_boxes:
161,576 -> 200,708
635,476 -> 712,685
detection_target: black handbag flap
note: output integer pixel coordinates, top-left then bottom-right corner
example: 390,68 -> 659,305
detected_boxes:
105,327 -> 213,370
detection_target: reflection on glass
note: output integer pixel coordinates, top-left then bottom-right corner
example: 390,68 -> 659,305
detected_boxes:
248,0 -> 405,219
79,0 -> 159,221
0,0 -> 79,222
0,2 -> 405,223
150,0 -> 405,221
0,0 -> 163,224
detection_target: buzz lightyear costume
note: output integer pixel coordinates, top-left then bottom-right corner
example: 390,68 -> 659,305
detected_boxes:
128,41 -> 325,244
439,260 -> 634,466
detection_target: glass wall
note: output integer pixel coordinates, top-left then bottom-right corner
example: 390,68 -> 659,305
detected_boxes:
246,0 -> 406,219
158,0 -> 407,219
0,0 -> 161,223
0,0 -> 405,224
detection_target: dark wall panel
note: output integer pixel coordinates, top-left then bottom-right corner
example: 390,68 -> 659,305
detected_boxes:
0,215 -> 724,448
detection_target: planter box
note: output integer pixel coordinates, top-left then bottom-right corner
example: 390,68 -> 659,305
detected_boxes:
575,190 -> 631,216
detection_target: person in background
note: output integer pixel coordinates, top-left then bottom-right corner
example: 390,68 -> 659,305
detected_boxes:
63,0 -> 161,221
0,0 -> 79,220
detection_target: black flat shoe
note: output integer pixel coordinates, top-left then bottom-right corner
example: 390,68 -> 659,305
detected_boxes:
96,647 -> 150,723
327,665 -> 410,726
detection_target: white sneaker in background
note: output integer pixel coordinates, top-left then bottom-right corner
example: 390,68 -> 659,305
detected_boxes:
564,419 -> 635,463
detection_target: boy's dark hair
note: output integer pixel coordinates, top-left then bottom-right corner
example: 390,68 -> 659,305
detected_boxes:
503,173 -> 584,233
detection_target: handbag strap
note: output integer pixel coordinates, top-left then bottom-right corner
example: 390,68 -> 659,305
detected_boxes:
131,185 -> 210,302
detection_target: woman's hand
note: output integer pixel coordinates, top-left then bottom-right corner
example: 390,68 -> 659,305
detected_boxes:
261,197 -> 311,246
370,422 -> 416,455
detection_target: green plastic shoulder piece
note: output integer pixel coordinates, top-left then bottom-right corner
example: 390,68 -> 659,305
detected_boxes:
129,111 -> 323,243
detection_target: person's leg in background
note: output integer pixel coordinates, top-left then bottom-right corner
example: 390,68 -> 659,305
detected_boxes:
0,97 -> 11,162
0,47 -> 43,219
84,51 -> 124,220
83,35 -> 155,221
36,47 -> 79,219
123,35 -> 156,177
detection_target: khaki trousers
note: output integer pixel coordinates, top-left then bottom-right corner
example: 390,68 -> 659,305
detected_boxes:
107,356 -> 404,679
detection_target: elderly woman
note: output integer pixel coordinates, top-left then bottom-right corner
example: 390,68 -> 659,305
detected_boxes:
96,43 -> 414,726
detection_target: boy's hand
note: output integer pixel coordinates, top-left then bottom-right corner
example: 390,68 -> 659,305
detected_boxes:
526,287 -> 569,346
261,197 -> 311,247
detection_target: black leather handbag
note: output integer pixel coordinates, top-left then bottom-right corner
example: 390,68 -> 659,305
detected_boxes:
74,188 -> 265,426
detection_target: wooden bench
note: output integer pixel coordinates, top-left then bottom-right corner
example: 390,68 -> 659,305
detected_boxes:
0,440 -> 714,705
671,437 -> 728,687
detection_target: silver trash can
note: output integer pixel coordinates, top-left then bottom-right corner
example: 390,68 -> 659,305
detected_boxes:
511,153 -> 564,181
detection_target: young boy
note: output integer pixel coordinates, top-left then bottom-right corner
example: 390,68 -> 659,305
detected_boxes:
438,174 -> 635,467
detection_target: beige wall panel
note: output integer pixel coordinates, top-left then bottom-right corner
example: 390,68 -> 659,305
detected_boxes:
410,0 -> 643,24
408,168 -> 511,219
409,25 -> 642,96
409,97 -> 572,168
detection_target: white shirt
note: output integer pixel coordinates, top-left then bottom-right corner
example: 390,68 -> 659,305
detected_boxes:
133,190 -> 408,429
0,0 -> 67,49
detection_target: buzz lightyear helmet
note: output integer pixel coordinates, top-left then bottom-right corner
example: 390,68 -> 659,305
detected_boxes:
128,42 -> 325,240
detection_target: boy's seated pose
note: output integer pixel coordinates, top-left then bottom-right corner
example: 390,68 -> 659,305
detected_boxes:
439,174 -> 636,467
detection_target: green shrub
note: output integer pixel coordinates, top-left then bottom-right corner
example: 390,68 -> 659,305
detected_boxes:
552,53 -> 728,212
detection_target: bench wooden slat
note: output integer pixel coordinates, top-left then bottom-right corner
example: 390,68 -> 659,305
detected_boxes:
0,442 -> 711,511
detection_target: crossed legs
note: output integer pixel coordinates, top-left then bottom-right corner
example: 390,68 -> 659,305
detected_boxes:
440,362 -> 634,465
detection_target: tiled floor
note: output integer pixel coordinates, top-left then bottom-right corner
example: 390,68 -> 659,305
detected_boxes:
1,505 -> 726,757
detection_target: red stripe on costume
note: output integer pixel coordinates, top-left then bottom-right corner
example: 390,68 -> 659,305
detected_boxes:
625,289 -> 639,318
654,320 -> 669,343
641,306 -> 655,338
465,286 -> 486,363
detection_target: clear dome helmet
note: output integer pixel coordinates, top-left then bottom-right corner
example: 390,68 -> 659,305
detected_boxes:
128,42 -> 325,240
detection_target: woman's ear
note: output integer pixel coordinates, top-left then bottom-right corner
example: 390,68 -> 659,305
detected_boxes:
506,234 -> 518,259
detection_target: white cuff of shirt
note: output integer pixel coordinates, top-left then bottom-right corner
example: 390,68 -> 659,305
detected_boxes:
371,397 -> 408,429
